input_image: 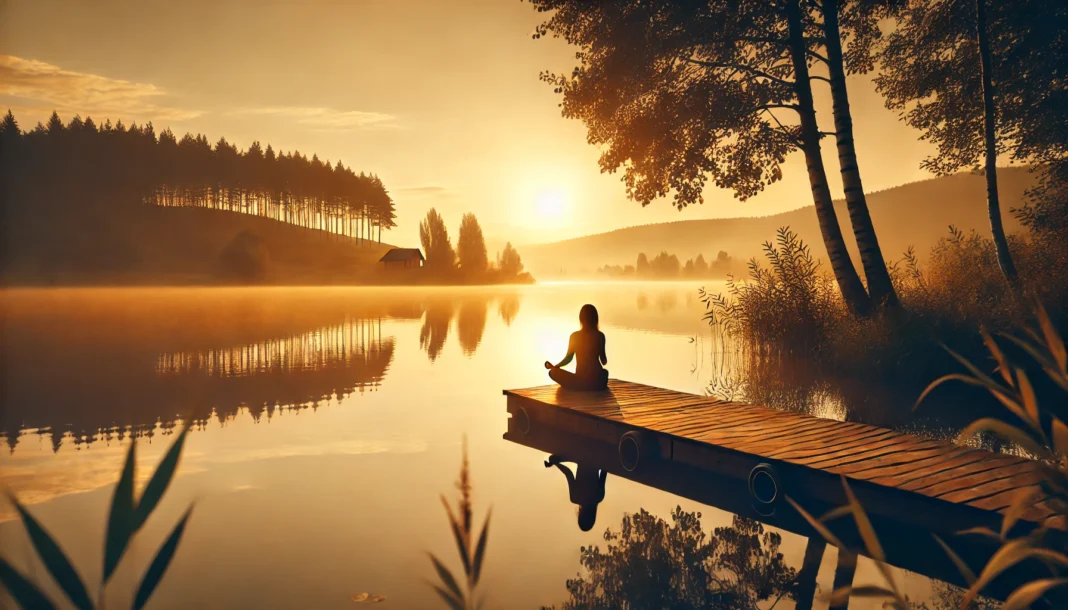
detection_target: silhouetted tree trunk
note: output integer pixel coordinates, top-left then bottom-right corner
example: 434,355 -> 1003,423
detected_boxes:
787,0 -> 871,317
822,0 -> 899,309
976,0 -> 1019,286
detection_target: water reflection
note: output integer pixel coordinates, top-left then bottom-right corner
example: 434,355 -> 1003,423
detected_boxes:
506,406 -> 1023,605
1,288 -> 513,452
545,455 -> 607,532
498,293 -> 520,326
544,508 -> 796,610
419,298 -> 454,362
0,284 -> 1029,607
457,297 -> 488,356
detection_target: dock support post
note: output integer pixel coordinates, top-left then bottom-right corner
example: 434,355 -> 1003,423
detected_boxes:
828,550 -> 857,610
794,537 -> 826,610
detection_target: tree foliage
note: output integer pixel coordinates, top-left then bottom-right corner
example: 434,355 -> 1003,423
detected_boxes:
529,1 -> 801,209
457,213 -> 489,274
875,0 -> 1066,179
497,242 -> 524,277
526,0 -> 876,315
420,208 -> 457,271
0,110 -> 396,243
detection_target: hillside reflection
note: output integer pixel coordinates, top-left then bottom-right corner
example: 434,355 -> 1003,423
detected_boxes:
1,288 -> 514,452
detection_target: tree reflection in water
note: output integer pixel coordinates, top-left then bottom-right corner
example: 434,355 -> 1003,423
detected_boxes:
419,298 -> 454,362
457,297 -> 489,356
498,294 -> 521,326
544,507 -> 796,610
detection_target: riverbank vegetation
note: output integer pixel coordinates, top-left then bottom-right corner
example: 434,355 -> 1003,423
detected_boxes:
703,217 -> 1068,396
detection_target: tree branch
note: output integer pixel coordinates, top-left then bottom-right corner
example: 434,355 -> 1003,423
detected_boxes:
807,49 -> 829,63
684,58 -> 794,87
810,75 -> 832,83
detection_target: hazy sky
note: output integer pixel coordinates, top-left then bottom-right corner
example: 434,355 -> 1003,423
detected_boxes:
0,0 -> 939,247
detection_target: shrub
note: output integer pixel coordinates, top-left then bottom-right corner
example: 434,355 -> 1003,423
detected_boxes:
701,227 -> 842,356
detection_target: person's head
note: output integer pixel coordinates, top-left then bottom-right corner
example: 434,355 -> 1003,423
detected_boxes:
577,503 -> 598,532
579,304 -> 599,331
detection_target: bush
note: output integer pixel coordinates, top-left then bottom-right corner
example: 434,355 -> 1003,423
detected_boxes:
217,230 -> 270,281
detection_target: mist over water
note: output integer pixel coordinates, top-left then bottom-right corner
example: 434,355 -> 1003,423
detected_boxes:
0,285 -> 963,608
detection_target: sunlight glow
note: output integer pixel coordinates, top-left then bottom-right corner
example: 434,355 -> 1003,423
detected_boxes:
534,188 -> 568,220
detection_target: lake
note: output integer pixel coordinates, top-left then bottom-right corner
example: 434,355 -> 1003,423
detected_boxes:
0,284 -> 974,608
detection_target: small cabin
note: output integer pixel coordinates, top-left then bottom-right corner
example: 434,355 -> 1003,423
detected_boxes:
379,248 -> 425,270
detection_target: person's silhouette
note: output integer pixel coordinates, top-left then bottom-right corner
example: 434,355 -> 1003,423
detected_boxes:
544,304 -> 609,391
545,454 -> 607,532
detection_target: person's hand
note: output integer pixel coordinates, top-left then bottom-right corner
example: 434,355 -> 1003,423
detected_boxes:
544,360 -> 553,370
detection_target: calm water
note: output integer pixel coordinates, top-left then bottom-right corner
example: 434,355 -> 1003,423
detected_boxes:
1,285 -> 962,608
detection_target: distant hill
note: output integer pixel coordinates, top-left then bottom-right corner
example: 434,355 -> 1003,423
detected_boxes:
1,205 -> 394,285
520,168 -> 1036,278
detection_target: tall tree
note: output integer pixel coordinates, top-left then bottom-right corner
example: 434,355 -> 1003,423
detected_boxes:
874,0 -> 1066,286
457,212 -> 489,274
419,207 -> 456,271
529,0 -> 873,315
819,0 -> 899,307
498,242 -> 524,277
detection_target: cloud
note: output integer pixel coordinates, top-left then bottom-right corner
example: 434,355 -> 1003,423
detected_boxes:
0,54 -> 201,121
397,186 -> 448,195
234,105 -> 401,131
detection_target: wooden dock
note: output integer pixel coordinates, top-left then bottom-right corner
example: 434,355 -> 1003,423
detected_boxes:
503,380 -> 1064,603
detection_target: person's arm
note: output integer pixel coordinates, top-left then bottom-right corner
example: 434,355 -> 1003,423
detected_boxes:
599,469 -> 608,488
553,462 -> 576,487
599,333 -> 608,366
552,335 -> 576,369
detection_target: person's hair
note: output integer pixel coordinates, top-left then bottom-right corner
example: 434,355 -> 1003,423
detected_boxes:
577,503 -> 598,532
579,304 -> 599,330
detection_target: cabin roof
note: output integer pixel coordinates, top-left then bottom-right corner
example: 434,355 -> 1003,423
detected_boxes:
379,248 -> 425,263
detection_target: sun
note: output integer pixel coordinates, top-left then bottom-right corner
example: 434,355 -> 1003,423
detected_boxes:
535,188 -> 567,219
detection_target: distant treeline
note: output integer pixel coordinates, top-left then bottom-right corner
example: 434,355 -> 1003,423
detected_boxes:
0,110 -> 396,244
417,208 -> 534,284
598,251 -> 737,279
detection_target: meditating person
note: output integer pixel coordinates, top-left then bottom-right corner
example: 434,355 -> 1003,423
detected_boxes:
545,454 -> 607,532
544,303 -> 609,391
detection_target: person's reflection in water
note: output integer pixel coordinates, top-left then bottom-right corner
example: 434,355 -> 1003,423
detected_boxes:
544,304 -> 609,391
545,454 -> 607,532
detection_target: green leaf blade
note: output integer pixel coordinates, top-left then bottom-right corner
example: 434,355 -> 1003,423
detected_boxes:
8,495 -> 93,610
0,556 -> 57,610
1002,577 -> 1068,610
133,505 -> 195,610
103,439 -> 138,584
471,510 -> 491,585
427,553 -> 464,604
135,421 -> 191,531
429,585 -> 464,610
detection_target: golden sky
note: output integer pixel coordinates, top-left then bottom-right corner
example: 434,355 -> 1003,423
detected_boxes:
0,0 -> 938,248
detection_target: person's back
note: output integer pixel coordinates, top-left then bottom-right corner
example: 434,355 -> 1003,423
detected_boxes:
570,329 -> 606,380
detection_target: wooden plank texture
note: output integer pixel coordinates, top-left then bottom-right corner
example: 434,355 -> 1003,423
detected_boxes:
504,379 -> 1058,528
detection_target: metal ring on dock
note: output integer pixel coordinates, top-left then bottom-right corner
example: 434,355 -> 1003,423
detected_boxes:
618,431 -> 644,472
514,406 -> 531,435
748,463 -> 780,515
